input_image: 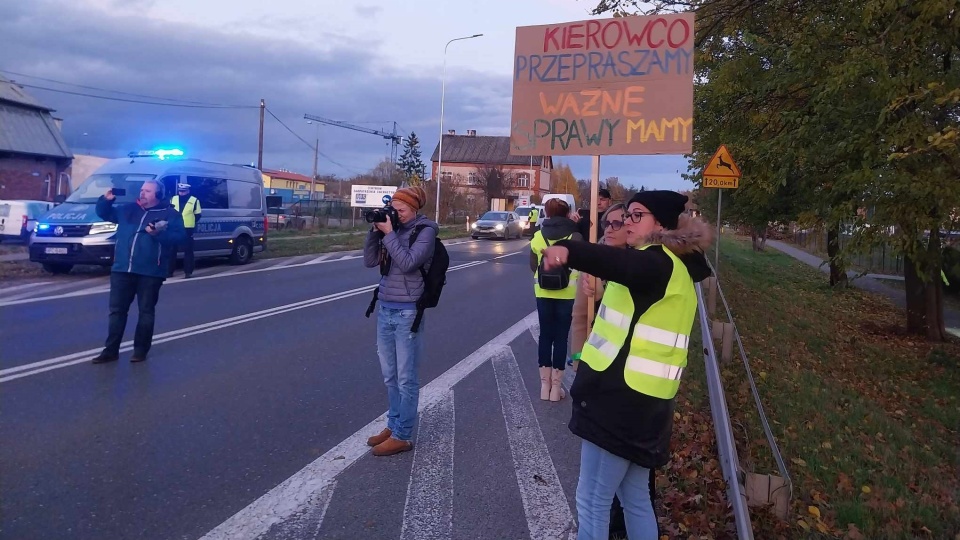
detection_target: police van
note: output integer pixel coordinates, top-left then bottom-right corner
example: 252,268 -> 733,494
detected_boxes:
29,150 -> 267,274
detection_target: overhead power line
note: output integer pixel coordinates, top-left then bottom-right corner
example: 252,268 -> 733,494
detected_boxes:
265,108 -> 360,174
0,69 -> 247,107
13,83 -> 255,109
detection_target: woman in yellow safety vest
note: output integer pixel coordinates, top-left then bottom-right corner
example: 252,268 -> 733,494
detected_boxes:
541,190 -> 713,540
530,198 -> 582,402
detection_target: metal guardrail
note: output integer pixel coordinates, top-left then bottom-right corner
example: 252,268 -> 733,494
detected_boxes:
695,282 -> 754,540
713,273 -> 794,499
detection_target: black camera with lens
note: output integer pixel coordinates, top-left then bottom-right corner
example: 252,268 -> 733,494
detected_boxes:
365,205 -> 400,230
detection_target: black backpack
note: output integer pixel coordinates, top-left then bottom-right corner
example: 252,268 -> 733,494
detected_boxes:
537,235 -> 572,290
365,224 -> 449,332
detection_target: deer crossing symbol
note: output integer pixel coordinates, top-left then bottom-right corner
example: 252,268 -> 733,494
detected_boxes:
717,155 -> 734,173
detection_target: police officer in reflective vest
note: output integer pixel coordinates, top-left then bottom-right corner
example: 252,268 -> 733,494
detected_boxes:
541,190 -> 713,540
170,183 -> 202,278
528,206 -> 540,234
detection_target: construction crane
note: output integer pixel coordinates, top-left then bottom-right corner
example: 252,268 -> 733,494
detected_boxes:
303,113 -> 403,164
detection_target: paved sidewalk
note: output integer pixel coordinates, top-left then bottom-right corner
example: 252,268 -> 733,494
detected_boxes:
767,240 -> 960,336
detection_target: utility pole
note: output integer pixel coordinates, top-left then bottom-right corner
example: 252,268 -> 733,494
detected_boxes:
257,99 -> 265,170
312,136 -> 318,203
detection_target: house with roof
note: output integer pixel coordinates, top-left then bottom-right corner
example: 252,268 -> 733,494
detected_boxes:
429,130 -> 552,208
0,75 -> 73,201
261,168 -> 324,204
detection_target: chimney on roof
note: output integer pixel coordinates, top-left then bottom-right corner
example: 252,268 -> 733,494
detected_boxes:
467,129 -> 476,137
447,129 -> 456,135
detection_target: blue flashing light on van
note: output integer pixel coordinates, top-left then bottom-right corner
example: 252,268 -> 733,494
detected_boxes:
29,154 -> 268,274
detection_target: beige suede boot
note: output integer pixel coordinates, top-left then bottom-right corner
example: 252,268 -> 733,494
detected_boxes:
539,367 -> 551,400
550,368 -> 566,402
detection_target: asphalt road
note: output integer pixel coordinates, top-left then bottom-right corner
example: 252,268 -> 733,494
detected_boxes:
0,238 -> 583,540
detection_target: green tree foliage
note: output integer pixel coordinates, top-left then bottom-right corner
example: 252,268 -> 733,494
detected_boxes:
398,132 -> 426,183
595,0 -> 959,340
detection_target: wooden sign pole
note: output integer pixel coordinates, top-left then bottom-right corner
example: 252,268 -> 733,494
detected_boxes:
580,155 -> 601,372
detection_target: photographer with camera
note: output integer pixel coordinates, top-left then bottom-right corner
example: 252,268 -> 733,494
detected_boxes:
91,179 -> 185,364
362,186 -> 439,457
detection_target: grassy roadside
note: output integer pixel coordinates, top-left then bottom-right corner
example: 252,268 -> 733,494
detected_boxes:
660,236 -> 960,539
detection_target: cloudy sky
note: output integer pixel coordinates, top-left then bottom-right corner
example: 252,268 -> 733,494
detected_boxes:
2,0 -> 691,190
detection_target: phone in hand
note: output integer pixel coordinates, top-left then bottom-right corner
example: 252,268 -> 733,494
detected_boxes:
112,188 -> 127,196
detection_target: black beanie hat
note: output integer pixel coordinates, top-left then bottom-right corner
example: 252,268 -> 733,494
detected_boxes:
628,190 -> 688,230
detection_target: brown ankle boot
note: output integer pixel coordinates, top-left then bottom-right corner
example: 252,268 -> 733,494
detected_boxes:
366,428 -> 392,447
539,367 -> 551,401
550,368 -> 566,402
372,437 -> 413,457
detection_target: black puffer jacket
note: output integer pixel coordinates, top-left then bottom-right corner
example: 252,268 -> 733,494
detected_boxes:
557,216 -> 713,467
528,216 -> 583,272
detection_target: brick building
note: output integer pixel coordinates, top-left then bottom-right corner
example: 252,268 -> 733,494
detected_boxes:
429,130 -> 552,210
0,75 -> 73,201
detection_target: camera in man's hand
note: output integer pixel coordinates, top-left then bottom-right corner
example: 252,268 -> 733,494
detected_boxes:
365,205 -> 400,230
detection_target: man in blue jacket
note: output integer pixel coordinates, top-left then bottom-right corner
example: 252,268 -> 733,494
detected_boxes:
91,180 -> 186,364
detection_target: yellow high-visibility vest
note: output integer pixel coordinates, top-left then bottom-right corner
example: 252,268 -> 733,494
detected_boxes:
530,231 -> 578,300
172,195 -> 201,228
580,244 -> 697,399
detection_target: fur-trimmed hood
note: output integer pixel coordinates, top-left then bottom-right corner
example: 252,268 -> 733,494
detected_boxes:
644,215 -> 714,282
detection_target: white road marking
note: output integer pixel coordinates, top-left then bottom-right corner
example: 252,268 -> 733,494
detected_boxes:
0,276 -> 106,301
0,244 -> 523,307
0,261 -> 492,383
400,391 -> 455,540
199,311 -> 538,540
303,254 -> 333,265
0,281 -> 51,294
270,255 -> 316,268
492,347 -> 575,540
257,481 -> 336,540
493,251 -> 525,260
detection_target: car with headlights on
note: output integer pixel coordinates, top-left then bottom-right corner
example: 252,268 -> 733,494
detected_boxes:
471,211 -> 522,240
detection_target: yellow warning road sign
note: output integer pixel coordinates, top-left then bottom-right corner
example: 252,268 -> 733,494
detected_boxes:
703,145 -> 741,189
703,177 -> 739,189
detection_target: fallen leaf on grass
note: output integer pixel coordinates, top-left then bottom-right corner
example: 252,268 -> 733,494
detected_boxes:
791,457 -> 807,467
861,485 -> 872,494
808,506 -> 821,518
846,523 -> 866,539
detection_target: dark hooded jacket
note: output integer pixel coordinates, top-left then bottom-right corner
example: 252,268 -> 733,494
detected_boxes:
556,215 -> 713,467
529,216 -> 583,272
96,196 -> 186,279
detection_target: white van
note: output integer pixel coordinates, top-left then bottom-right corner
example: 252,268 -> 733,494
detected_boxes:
541,193 -> 577,214
514,204 -> 544,236
0,200 -> 54,242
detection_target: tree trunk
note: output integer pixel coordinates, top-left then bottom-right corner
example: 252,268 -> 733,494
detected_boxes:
827,225 -> 847,287
760,227 -> 768,251
904,255 -> 928,333
905,228 -> 949,340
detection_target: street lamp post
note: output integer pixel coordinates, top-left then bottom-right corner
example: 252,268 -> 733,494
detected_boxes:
436,33 -> 483,223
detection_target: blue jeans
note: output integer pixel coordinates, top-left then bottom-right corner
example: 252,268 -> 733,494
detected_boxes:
576,440 -> 658,540
536,297 -> 574,369
376,306 -> 424,442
